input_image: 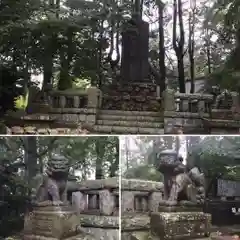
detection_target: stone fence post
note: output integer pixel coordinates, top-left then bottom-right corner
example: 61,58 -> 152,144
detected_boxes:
163,89 -> 175,112
163,89 -> 177,133
86,87 -> 102,125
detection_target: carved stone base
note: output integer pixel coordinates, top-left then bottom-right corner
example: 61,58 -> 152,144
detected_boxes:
150,211 -> 211,240
23,205 -> 92,240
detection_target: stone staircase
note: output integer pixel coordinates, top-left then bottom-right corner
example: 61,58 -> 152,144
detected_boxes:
93,110 -> 164,134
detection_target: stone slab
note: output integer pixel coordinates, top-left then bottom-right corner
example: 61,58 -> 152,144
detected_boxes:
79,177 -> 119,190
121,214 -> 150,230
121,178 -> 163,192
80,215 -> 119,228
82,227 -> 119,240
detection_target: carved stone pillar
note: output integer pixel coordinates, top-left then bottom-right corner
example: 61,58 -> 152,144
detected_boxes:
120,19 -> 150,83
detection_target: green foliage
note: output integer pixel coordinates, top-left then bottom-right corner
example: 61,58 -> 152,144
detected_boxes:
187,136 -> 240,180
125,165 -> 163,181
121,136 -> 180,180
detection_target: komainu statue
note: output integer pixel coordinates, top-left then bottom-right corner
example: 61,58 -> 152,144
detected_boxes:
32,154 -> 69,206
156,149 -> 205,206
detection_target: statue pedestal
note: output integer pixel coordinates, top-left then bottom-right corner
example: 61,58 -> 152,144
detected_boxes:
150,209 -> 211,240
23,205 -> 92,240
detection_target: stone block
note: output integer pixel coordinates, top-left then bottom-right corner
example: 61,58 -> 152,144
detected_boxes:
72,191 -> 87,214
61,113 -> 79,122
121,179 -> 163,192
87,87 -> 101,108
150,211 -> 211,240
23,206 -> 82,240
122,191 -> 135,213
149,192 -> 163,212
121,231 -> 151,240
11,126 -> 24,134
99,189 -> 115,215
86,114 -> 96,124
121,215 -> 150,230
79,114 -> 86,122
163,89 -> 175,111
37,128 -> 48,134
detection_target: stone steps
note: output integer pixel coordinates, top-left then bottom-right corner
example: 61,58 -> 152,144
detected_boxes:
93,125 -> 164,134
99,110 -> 161,117
96,120 -> 163,128
98,114 -> 162,122
94,110 -> 164,134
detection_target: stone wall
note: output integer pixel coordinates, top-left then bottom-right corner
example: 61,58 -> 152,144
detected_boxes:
163,89 -> 240,134
71,177 -> 119,240
121,178 -> 164,240
3,87 -> 102,134
49,87 -> 102,126
102,83 -> 161,111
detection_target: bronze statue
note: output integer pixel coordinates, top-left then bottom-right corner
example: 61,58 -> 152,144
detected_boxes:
156,149 -> 205,206
32,154 -> 69,206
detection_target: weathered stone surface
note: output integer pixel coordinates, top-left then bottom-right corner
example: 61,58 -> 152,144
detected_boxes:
72,192 -> 87,214
122,191 -> 135,213
163,89 -> 176,112
80,215 -> 119,228
102,83 -> 160,111
121,231 -> 151,240
79,177 -> 119,190
149,192 -> 163,212
121,214 -> 150,230
99,110 -> 160,117
121,179 -> 163,192
87,87 -> 102,108
82,227 -> 119,240
99,189 -> 115,215
24,206 -> 81,239
96,120 -> 162,128
86,114 -> 96,124
150,212 -> 211,240
9,127 -> 89,135
61,114 -> 79,122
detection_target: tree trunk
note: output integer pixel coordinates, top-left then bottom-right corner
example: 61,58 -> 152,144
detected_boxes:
95,139 -> 104,179
158,4 -> 166,95
42,41 -> 54,89
23,136 -> 38,185
109,139 -> 119,177
188,9 -> 195,93
205,29 -> 212,74
58,27 -> 74,90
172,0 -> 185,93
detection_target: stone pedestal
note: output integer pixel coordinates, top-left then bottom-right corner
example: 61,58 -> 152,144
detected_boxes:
23,205 -> 91,240
150,211 -> 211,240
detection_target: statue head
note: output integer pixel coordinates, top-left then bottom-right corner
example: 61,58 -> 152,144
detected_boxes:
156,149 -> 182,175
46,154 -> 69,180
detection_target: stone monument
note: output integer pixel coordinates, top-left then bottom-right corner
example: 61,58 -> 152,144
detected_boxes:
120,16 -> 150,83
102,15 -> 161,111
151,149 -> 211,240
24,154 -> 93,240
